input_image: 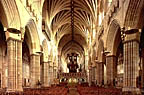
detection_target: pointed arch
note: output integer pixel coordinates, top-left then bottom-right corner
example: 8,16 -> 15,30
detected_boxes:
106,19 -> 121,55
25,19 -> 41,54
0,0 -> 21,29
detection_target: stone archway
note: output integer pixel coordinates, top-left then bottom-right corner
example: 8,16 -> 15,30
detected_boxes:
106,19 -> 121,55
0,0 -> 21,29
25,19 -> 41,88
25,19 -> 41,54
124,0 -> 144,29
95,39 -> 104,86
116,41 -> 123,87
41,39 -> 50,87
22,35 -> 30,87
105,19 -> 122,87
0,0 -> 21,91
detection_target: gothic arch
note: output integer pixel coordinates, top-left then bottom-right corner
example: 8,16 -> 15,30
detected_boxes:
106,19 -> 121,55
0,0 -> 20,29
25,19 -> 41,54
124,0 -> 144,29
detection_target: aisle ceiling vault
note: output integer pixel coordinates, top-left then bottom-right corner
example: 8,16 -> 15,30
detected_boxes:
43,0 -> 98,56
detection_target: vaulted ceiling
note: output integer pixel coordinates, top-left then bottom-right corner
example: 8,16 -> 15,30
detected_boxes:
42,0 -> 98,57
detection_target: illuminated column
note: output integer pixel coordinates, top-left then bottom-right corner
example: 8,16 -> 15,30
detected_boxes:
122,29 -> 140,94
54,67 -> 58,78
91,67 -> 94,83
85,55 -> 89,71
92,64 -> 96,84
88,66 -> 92,86
42,61 -> 49,87
53,67 -> 56,79
5,29 -> 23,92
85,55 -> 89,82
96,61 -> 104,86
53,63 -> 55,80
106,55 -> 117,86
49,61 -> 53,85
35,54 -> 40,86
30,53 -> 40,87
91,65 -> 96,84
58,55 -> 61,71
2,53 -> 6,88
94,65 -> 97,84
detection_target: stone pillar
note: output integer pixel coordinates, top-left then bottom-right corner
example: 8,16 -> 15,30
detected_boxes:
2,55 -> 6,89
17,38 -> 23,91
89,66 -> 92,86
54,67 -> 57,79
106,55 -> 117,86
30,53 -> 40,87
142,48 -> 144,89
91,67 -> 94,83
5,29 -> 23,92
49,62 -> 53,85
58,55 -> 61,71
53,68 -> 56,79
48,61 -> 52,85
96,62 -> 104,86
92,66 -> 96,84
122,29 -> 140,94
94,66 -> 97,84
42,62 -> 50,87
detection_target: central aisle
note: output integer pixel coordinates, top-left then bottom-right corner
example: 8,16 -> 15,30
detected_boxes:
67,83 -> 80,95
67,88 -> 80,95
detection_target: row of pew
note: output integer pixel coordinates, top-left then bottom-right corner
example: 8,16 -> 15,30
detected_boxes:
0,83 -> 122,95
23,86 -> 68,95
0,85 -> 68,95
77,85 -> 122,95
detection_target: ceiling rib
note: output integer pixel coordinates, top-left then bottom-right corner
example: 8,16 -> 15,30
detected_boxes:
71,0 -> 74,41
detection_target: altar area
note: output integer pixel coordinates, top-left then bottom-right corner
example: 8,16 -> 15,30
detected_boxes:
58,53 -> 87,84
59,72 -> 87,83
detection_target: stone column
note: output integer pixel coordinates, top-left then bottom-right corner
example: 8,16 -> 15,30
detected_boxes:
91,67 -> 94,83
94,66 -> 96,84
54,67 -> 57,79
30,53 -> 40,87
96,61 -> 104,86
92,66 -> 96,84
48,61 -> 51,85
17,39 -> 23,91
2,55 -> 6,89
89,66 -> 92,86
5,29 -> 23,92
141,48 -> 144,89
42,62 -> 50,87
94,66 -> 97,84
58,55 -> 61,71
49,62 -> 53,85
53,65 -> 57,79
122,29 -> 140,94
53,68 -> 56,79
106,55 -> 117,86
